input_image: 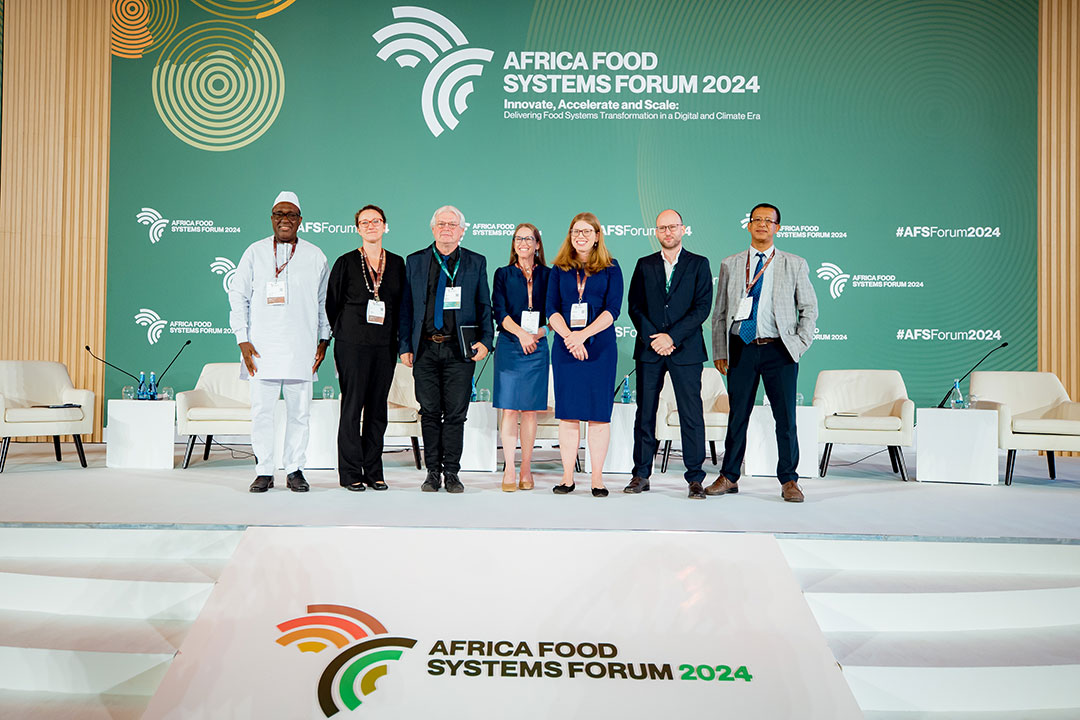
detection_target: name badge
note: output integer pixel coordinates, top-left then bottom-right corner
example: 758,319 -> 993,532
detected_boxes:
443,286 -> 462,310
266,280 -> 287,305
367,300 -> 386,325
570,302 -> 588,329
520,310 -> 540,335
734,296 -> 754,321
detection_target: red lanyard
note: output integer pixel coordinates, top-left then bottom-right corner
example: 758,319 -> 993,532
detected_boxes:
274,240 -> 297,278
520,264 -> 534,309
744,249 -> 774,293
575,270 -> 588,302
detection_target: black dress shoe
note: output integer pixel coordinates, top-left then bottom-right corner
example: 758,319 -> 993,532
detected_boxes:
286,470 -> 309,492
421,470 -> 441,492
365,479 -> 389,491
444,473 -> 464,494
249,475 -> 273,493
592,487 -> 609,497
623,476 -> 650,493
687,481 -> 706,500
346,482 -> 366,492
552,483 -> 575,494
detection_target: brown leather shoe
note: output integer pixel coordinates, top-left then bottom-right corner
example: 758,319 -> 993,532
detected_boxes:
687,481 -> 706,499
704,475 -> 738,496
781,480 -> 804,503
623,476 -> 650,493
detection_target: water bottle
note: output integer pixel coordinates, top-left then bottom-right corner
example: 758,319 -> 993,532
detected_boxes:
948,378 -> 965,409
471,377 -> 478,402
621,376 -> 632,404
137,371 -> 148,400
148,371 -> 158,400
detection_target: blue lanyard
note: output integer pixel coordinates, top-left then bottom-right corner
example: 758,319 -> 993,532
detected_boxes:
432,247 -> 459,285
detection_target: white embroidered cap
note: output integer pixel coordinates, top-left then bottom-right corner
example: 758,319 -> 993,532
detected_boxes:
273,190 -> 301,213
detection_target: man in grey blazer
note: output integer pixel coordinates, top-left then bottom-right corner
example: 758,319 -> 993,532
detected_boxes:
709,203 -> 818,501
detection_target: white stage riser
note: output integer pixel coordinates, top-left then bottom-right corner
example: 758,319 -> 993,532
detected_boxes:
0,647 -> 172,695
0,573 -> 212,620
0,528 -> 242,560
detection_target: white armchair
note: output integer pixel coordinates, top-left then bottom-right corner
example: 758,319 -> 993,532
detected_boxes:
176,363 -> 251,468
969,371 -> 1080,485
386,362 -> 422,469
813,370 -> 915,481
0,361 -> 94,472
656,367 -> 729,472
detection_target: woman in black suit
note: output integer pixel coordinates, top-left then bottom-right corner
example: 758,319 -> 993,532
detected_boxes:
326,204 -> 405,491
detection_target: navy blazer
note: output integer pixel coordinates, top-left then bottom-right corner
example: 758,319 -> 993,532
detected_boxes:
627,249 -> 713,365
399,244 -> 494,356
492,263 -> 550,330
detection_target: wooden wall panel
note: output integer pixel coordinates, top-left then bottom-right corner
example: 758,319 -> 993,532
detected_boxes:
0,0 -> 110,441
1039,0 -> 1080,430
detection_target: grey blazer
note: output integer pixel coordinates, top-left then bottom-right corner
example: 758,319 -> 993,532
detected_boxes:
711,248 -> 818,363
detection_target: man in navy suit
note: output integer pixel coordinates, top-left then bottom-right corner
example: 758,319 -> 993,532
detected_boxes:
399,206 -> 494,493
626,209 -> 714,499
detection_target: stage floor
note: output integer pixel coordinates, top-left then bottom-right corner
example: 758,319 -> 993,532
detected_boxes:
1,442 -> 1076,541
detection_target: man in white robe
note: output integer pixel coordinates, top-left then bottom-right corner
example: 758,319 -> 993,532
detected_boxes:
228,191 -> 330,492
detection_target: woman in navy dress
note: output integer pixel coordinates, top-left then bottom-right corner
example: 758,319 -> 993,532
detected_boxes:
492,223 -> 550,492
546,212 -> 623,497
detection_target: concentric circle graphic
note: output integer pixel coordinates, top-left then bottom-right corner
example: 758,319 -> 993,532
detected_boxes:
190,0 -> 298,20
151,21 -> 284,152
110,0 -> 178,58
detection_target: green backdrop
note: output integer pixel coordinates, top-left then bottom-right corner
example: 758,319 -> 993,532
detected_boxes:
106,0 -> 1037,412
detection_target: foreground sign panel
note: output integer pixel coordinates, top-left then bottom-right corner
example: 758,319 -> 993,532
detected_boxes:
145,527 -> 861,718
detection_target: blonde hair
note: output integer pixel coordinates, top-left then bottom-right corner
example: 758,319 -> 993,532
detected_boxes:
553,212 -> 613,274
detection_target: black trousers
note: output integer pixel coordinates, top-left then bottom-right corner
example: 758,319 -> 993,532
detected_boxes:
633,358 -> 706,484
720,337 -> 800,485
413,340 -> 475,474
335,341 -> 395,486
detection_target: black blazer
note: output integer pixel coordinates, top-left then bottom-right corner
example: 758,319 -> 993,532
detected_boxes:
399,244 -> 494,356
627,249 -> 713,365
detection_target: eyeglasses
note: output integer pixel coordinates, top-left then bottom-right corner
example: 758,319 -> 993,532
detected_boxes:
357,219 -> 384,229
435,221 -> 460,230
655,223 -> 683,234
272,211 -> 301,221
749,217 -> 778,227
513,235 -> 536,245
571,228 -> 595,237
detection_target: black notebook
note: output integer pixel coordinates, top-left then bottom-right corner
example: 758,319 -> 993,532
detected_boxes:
458,324 -> 480,358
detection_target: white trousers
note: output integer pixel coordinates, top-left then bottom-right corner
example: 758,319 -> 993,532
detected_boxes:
250,379 -> 312,475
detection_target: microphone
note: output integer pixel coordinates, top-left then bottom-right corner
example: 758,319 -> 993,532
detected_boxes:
935,341 -> 1008,408
157,340 -> 191,385
85,345 -> 140,383
613,367 -> 638,400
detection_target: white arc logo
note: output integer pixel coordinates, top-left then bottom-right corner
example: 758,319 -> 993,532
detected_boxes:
373,6 -> 494,138
740,213 -> 751,229
210,257 -> 238,293
134,308 -> 168,345
136,208 -> 169,244
816,262 -> 851,299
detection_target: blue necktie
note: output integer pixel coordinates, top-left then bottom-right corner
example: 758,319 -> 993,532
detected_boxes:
434,256 -> 447,330
739,252 -> 765,344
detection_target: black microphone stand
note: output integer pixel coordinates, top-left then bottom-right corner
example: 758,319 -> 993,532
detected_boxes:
935,342 -> 1008,408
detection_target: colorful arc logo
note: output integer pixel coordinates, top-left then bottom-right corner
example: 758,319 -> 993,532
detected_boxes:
276,604 -> 416,717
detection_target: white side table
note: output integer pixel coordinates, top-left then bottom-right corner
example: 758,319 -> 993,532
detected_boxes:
460,401 -> 497,472
106,399 -> 177,469
745,405 -> 820,478
916,407 -> 998,484
274,398 -> 339,470
584,401 -> 636,474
